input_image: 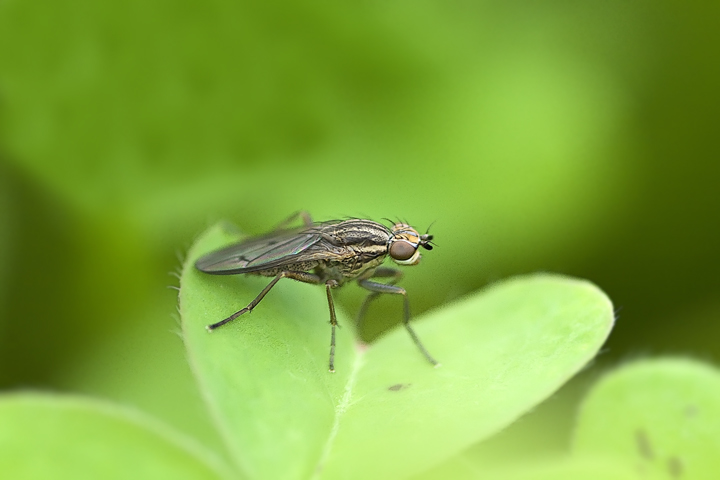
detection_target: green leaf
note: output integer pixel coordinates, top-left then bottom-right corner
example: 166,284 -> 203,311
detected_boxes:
573,358 -> 720,480
0,393 -> 231,480
409,455 -> 637,480
181,224 -> 358,480
485,457 -> 638,480
181,223 -> 614,480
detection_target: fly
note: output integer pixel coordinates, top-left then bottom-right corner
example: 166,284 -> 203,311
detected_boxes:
195,211 -> 438,372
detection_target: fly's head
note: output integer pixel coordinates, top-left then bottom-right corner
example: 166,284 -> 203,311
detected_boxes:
388,223 -> 434,266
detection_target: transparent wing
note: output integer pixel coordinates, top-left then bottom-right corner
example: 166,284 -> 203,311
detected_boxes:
195,228 -> 325,274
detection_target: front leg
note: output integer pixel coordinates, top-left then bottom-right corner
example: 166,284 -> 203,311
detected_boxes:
356,267 -> 403,332
357,273 -> 438,367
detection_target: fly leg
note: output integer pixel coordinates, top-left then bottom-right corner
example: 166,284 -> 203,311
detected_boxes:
325,279 -> 340,373
356,267 -> 403,334
357,274 -> 439,367
206,271 -> 322,330
206,270 -> 341,373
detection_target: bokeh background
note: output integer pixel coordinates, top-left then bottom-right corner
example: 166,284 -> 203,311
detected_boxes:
1,0 -> 718,469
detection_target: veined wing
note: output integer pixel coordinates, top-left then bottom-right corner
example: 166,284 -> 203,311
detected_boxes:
195,228 -> 325,274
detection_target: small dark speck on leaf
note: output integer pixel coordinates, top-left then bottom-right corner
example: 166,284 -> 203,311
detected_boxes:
635,428 -> 654,460
388,383 -> 410,391
667,456 -> 683,478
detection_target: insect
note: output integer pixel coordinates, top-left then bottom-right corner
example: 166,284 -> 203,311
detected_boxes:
195,212 -> 438,372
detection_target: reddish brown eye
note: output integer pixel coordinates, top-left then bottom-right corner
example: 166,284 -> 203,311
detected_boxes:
389,241 -> 416,261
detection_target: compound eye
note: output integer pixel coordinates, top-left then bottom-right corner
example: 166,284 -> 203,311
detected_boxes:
389,241 -> 416,261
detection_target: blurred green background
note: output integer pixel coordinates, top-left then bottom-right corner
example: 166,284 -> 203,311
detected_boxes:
1,0 -> 718,466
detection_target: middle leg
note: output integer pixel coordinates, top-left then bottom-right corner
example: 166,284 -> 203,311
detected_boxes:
325,279 -> 340,372
357,274 -> 438,367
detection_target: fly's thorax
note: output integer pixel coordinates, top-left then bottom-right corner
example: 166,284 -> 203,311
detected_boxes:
315,252 -> 386,282
344,249 -> 387,276
322,219 -> 392,247
388,223 -> 433,266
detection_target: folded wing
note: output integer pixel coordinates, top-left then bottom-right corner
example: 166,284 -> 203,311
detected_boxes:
195,229 -> 325,274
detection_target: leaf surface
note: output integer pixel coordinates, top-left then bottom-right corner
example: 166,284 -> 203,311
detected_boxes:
0,393 -> 229,480
181,224 -> 614,479
574,358 -> 720,480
